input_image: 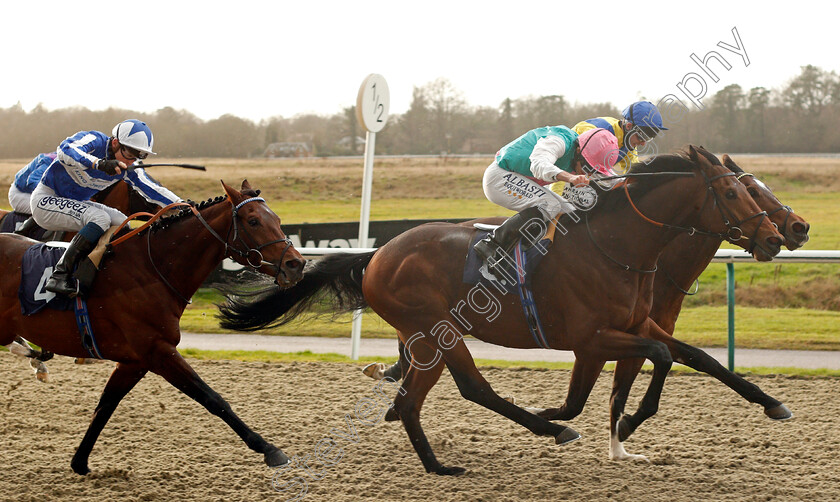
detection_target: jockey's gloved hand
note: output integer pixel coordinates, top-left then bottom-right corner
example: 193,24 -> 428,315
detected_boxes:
96,159 -> 121,175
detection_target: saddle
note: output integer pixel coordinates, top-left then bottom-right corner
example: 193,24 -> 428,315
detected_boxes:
19,226 -> 118,314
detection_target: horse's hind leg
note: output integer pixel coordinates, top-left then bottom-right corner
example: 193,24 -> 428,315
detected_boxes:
433,329 -> 580,444
6,336 -> 52,383
390,341 -> 461,475
71,362 -> 148,475
149,346 -> 289,468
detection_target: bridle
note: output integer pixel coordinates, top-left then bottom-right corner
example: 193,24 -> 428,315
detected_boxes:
111,196 -> 294,304
586,167 -> 771,273
736,172 -> 791,235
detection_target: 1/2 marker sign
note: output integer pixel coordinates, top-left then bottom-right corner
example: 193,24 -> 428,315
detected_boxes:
356,74 -> 390,133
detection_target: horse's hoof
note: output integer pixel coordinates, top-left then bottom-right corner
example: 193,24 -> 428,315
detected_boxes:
35,371 -> 49,383
384,407 -> 399,422
264,446 -> 290,467
555,427 -> 581,445
433,465 -> 466,476
765,404 -> 793,421
361,363 -> 386,380
70,459 -> 90,476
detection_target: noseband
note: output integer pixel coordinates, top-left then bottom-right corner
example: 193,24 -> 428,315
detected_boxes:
194,196 -> 295,283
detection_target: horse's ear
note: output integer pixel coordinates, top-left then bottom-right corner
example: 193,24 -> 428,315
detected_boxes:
241,179 -> 253,192
687,145 -> 699,163
721,154 -> 743,173
220,180 -> 243,203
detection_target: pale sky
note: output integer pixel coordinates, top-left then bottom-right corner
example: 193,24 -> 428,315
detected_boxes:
1,1 -> 835,123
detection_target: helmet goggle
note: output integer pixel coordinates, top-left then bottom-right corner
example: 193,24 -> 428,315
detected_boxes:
120,144 -> 148,161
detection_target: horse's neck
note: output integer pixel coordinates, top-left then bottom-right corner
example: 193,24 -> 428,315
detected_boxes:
649,233 -> 723,332
584,180 -> 707,272
659,233 -> 723,288
146,202 -> 232,299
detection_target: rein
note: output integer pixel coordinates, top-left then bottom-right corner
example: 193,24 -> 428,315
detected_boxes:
586,168 -> 770,273
109,196 -> 294,304
662,269 -> 701,296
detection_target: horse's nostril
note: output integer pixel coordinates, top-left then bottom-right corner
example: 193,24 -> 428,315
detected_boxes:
792,222 -> 809,235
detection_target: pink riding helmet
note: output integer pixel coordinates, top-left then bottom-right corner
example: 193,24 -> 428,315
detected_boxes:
578,128 -> 620,176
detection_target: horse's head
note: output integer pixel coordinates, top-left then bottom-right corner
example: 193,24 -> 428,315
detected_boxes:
722,154 -> 810,250
221,180 -> 305,288
689,146 -> 784,261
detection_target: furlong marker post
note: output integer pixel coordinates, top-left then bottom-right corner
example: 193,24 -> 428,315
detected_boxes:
351,74 -> 390,360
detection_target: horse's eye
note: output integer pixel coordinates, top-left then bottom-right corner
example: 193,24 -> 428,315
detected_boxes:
725,189 -> 737,200
248,218 -> 259,227
747,187 -> 759,198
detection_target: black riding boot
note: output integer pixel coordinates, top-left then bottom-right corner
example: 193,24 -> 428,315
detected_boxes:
14,216 -> 39,237
44,233 -> 97,298
474,206 -> 547,270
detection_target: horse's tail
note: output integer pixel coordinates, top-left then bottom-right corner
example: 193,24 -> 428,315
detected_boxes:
217,251 -> 376,331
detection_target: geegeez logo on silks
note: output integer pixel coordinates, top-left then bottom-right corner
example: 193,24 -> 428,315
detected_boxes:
501,173 -> 547,200
37,196 -> 89,214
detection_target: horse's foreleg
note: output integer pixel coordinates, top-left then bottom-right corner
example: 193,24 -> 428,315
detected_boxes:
576,327 -> 673,457
390,341 -> 460,475
644,320 -> 792,420
609,358 -> 647,461
149,347 -> 289,468
537,358 -> 606,421
71,362 -> 147,475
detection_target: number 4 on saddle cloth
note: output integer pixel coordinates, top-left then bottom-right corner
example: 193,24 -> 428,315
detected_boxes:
18,231 -> 116,359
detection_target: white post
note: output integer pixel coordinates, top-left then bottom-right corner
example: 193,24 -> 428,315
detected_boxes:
351,130 -> 376,359
351,74 -> 389,360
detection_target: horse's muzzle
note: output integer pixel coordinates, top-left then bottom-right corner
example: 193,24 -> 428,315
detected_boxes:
275,257 -> 306,288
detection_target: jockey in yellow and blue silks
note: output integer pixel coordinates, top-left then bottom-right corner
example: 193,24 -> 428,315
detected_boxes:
571,101 -> 667,174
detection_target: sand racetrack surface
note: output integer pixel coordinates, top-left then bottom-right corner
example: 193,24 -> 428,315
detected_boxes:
1,356 -> 838,502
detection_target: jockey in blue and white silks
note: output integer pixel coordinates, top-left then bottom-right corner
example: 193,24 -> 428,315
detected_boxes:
30,119 -> 181,297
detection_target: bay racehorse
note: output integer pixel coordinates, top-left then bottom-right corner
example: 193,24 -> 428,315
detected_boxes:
361,151 -> 810,461
217,147 -> 786,475
0,180 -> 304,475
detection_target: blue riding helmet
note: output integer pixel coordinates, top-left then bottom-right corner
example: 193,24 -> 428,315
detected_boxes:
112,119 -> 156,155
621,101 -> 668,143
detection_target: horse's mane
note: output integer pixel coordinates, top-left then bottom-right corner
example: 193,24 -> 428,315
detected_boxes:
144,187 -> 261,234
557,146 -> 720,226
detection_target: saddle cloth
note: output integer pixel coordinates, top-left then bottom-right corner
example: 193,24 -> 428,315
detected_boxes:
462,231 -> 551,294
18,243 -> 74,315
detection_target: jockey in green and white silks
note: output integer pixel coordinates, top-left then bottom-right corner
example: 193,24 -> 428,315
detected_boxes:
476,126 -> 620,271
